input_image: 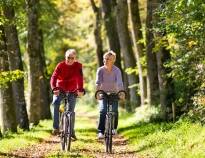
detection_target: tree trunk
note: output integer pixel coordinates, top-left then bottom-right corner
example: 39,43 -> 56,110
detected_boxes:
0,26 -> 17,133
101,0 -> 122,71
26,0 -> 48,124
146,0 -> 159,105
3,4 -> 29,130
38,29 -> 51,119
157,46 -> 172,120
90,0 -> 104,66
127,0 -> 146,105
116,0 -> 139,106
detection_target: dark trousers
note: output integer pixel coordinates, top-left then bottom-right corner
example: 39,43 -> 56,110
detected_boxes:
97,99 -> 118,134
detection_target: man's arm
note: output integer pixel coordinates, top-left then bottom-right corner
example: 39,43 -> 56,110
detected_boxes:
50,63 -> 61,90
76,63 -> 84,91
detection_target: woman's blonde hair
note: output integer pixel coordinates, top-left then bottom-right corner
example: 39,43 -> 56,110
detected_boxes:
103,50 -> 116,62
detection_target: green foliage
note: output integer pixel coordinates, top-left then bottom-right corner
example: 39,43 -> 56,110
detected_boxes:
185,89 -> 205,124
120,116 -> 205,158
155,0 -> 205,107
134,105 -> 161,123
0,70 -> 24,88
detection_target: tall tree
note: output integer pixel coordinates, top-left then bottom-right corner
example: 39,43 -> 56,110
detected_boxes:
90,0 -> 104,66
26,0 -> 50,124
116,0 -> 139,105
146,0 -> 159,105
156,46 -> 172,120
2,3 -> 29,130
0,26 -> 17,133
101,0 -> 122,71
127,0 -> 146,105
38,29 -> 51,119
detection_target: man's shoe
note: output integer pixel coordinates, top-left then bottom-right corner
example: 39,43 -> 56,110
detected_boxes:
112,129 -> 117,135
98,133 -> 104,139
52,129 -> 59,135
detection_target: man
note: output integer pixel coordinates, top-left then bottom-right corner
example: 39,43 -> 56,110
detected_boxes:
50,49 -> 84,139
95,50 -> 125,139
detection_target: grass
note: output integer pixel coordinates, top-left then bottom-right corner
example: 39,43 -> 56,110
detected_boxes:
0,120 -> 52,153
119,114 -> 205,158
1,102 -> 205,158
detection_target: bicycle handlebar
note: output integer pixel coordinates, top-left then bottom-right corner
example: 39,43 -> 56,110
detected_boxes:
52,87 -> 86,98
95,90 -> 126,100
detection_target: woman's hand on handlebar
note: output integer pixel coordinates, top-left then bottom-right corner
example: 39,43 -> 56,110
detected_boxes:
118,90 -> 126,101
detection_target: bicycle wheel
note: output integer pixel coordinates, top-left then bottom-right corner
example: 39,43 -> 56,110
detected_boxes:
60,113 -> 66,151
105,114 -> 113,153
65,113 -> 72,151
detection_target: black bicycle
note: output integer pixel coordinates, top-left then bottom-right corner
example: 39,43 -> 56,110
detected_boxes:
52,87 -> 84,151
95,90 -> 126,153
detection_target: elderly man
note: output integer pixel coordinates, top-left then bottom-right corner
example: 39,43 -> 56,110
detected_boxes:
50,49 -> 84,139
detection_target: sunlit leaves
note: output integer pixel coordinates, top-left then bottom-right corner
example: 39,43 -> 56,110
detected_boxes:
0,70 -> 24,88
156,0 -> 205,106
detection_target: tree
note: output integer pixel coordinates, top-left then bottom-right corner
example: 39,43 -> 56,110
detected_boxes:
127,0 -> 146,105
38,29 -> 51,119
90,0 -> 104,66
0,26 -> 17,133
2,2 -> 29,130
116,0 -> 139,106
145,0 -> 159,105
101,0 -> 122,70
26,0 -> 50,124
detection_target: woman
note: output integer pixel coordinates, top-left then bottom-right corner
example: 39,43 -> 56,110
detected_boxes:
95,50 -> 125,139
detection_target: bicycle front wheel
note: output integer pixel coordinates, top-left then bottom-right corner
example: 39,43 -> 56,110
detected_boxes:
105,114 -> 113,153
60,113 -> 72,151
60,113 -> 66,151
65,113 -> 72,151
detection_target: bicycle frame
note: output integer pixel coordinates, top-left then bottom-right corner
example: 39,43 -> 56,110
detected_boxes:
59,93 -> 75,151
95,90 -> 126,153
52,87 -> 79,152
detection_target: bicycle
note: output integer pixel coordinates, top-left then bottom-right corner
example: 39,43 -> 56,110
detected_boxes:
52,87 -> 84,151
95,90 -> 126,153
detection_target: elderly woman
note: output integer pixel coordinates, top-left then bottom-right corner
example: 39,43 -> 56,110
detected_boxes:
95,50 -> 124,139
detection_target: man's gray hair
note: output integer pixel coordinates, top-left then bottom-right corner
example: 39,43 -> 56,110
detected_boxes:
65,49 -> 76,57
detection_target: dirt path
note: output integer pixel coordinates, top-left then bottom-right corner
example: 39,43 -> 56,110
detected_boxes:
2,136 -> 59,158
2,112 -> 141,158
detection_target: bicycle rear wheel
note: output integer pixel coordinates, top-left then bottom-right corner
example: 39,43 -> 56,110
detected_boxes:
105,114 -> 113,153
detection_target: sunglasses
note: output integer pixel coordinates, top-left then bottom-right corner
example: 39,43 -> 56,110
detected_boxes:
67,56 -> 75,60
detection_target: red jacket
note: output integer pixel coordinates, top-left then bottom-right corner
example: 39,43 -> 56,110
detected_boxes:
50,61 -> 83,92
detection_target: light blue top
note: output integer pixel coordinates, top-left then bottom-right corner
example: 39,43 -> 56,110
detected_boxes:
96,65 -> 124,92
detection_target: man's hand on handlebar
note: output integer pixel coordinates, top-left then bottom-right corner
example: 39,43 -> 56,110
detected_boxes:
77,90 -> 84,97
53,90 -> 60,96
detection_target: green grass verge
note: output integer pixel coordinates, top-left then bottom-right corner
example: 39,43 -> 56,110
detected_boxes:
119,114 -> 205,158
0,120 -> 52,153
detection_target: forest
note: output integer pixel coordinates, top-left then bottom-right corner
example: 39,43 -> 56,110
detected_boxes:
0,0 -> 205,157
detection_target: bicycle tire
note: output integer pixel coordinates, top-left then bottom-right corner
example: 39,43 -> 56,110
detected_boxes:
60,113 -> 66,150
66,113 -> 72,151
105,114 -> 113,153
